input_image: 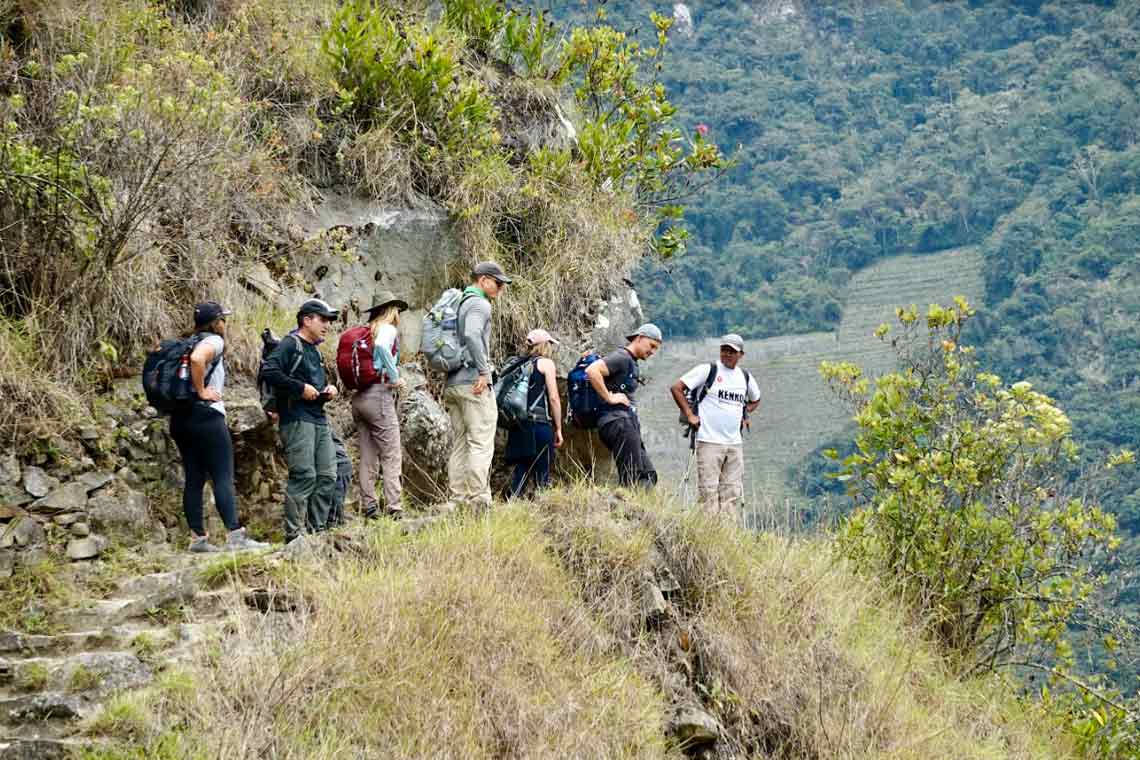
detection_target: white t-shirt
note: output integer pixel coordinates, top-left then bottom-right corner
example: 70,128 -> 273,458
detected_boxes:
199,334 -> 226,416
680,361 -> 761,446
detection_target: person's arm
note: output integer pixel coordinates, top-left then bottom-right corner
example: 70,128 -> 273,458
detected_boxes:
671,379 -> 699,428
586,356 -> 630,407
189,338 -> 220,402
462,300 -> 492,379
262,339 -> 317,400
372,327 -> 400,384
745,376 -> 761,414
538,357 -> 563,446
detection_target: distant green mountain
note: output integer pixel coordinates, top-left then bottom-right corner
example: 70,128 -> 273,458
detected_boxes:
550,0 -> 1140,566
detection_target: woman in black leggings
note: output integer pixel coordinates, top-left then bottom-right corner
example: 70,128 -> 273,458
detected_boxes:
169,302 -> 269,553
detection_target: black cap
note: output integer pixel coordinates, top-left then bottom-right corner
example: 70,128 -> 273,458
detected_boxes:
193,301 -> 232,327
472,261 -> 512,284
297,298 -> 339,320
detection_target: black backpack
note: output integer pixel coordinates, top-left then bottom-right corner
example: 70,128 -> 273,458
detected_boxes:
680,362 -> 753,430
258,330 -> 304,414
141,332 -> 219,415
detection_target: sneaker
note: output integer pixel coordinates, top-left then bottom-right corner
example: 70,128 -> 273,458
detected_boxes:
189,536 -> 221,553
363,507 -> 380,521
225,527 -> 271,551
386,505 -> 404,520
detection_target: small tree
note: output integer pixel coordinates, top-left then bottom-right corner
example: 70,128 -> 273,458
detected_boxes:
820,298 -> 1131,677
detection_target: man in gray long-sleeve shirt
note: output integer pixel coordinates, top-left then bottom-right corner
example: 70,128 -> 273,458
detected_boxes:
444,261 -> 511,508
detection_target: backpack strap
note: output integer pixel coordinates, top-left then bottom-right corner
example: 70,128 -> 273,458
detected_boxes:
691,362 -> 718,408
286,333 -> 305,378
455,292 -> 479,364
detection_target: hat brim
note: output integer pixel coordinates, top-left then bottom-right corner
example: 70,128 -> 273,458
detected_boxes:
366,298 -> 409,315
492,274 -> 512,284
719,343 -> 744,352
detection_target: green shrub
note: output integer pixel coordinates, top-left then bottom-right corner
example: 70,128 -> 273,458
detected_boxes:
822,299 -> 1126,673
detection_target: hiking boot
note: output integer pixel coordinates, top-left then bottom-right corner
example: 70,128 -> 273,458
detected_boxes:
386,505 -> 404,520
225,527 -> 271,551
189,536 -> 221,553
363,507 -> 380,521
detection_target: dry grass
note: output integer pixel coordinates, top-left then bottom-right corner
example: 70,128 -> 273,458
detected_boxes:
530,487 -> 1076,759
86,489 -> 1079,760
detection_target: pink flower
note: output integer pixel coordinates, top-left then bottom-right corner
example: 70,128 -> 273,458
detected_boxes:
695,123 -> 709,137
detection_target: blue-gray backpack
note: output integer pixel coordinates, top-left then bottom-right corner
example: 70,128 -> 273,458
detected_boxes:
420,289 -> 475,373
493,356 -> 549,428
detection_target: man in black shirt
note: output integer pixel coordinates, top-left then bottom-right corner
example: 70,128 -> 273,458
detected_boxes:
585,323 -> 663,488
261,298 -> 340,543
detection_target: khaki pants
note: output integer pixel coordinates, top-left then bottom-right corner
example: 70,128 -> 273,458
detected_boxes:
351,384 -> 402,514
696,441 -> 744,523
444,384 -> 498,506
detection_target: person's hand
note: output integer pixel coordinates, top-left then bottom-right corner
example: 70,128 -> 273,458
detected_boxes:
267,411 -> 279,423
322,385 -> 338,400
554,429 -> 564,449
609,392 -> 630,407
301,384 -> 320,401
198,388 -> 222,402
389,378 -> 407,391
742,417 -> 751,431
687,413 -> 700,428
473,375 -> 489,395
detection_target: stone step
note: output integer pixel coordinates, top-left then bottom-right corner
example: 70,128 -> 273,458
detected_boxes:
0,737 -> 97,760
58,567 -> 204,629
0,651 -> 151,702
0,692 -> 87,726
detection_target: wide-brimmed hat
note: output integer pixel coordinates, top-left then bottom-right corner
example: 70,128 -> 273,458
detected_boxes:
365,290 -> 409,319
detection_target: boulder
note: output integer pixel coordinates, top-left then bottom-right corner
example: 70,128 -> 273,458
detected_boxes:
87,489 -> 148,533
0,503 -> 26,521
70,523 -> 90,537
0,452 -> 19,485
670,704 -> 720,746
66,535 -> 107,561
0,517 -> 45,549
294,196 -> 458,315
640,577 -> 668,624
28,482 -> 88,515
21,467 -> 58,499
226,395 -> 270,436
76,471 -> 114,494
0,485 -> 32,509
398,368 -> 451,503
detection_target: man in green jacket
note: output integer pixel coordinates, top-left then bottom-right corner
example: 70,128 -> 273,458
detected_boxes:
262,298 -> 340,543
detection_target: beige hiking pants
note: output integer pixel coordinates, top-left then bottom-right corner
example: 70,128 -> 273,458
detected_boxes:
351,384 -> 402,514
696,441 -> 744,524
444,383 -> 498,506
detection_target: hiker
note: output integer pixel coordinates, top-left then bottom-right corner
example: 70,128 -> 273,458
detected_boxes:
504,329 -> 564,499
329,431 -> 352,528
348,291 -> 408,519
444,261 -> 511,510
261,298 -> 340,543
168,302 -> 269,552
670,333 -> 761,522
586,323 -> 663,489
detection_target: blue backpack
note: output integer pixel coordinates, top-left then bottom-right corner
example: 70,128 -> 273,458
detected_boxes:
567,352 -> 603,429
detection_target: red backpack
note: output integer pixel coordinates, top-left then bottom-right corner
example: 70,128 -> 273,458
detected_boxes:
336,326 -> 383,390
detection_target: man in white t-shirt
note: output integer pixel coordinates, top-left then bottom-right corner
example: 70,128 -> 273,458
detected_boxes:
670,334 -> 761,523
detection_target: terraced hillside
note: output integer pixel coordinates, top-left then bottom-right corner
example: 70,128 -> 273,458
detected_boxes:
637,247 -> 984,523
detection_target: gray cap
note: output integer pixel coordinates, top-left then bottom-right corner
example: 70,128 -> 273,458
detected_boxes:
472,261 -> 512,284
625,323 -> 663,343
719,333 -> 745,352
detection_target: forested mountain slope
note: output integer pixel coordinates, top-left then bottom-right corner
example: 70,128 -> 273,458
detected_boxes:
549,0 -> 1140,550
